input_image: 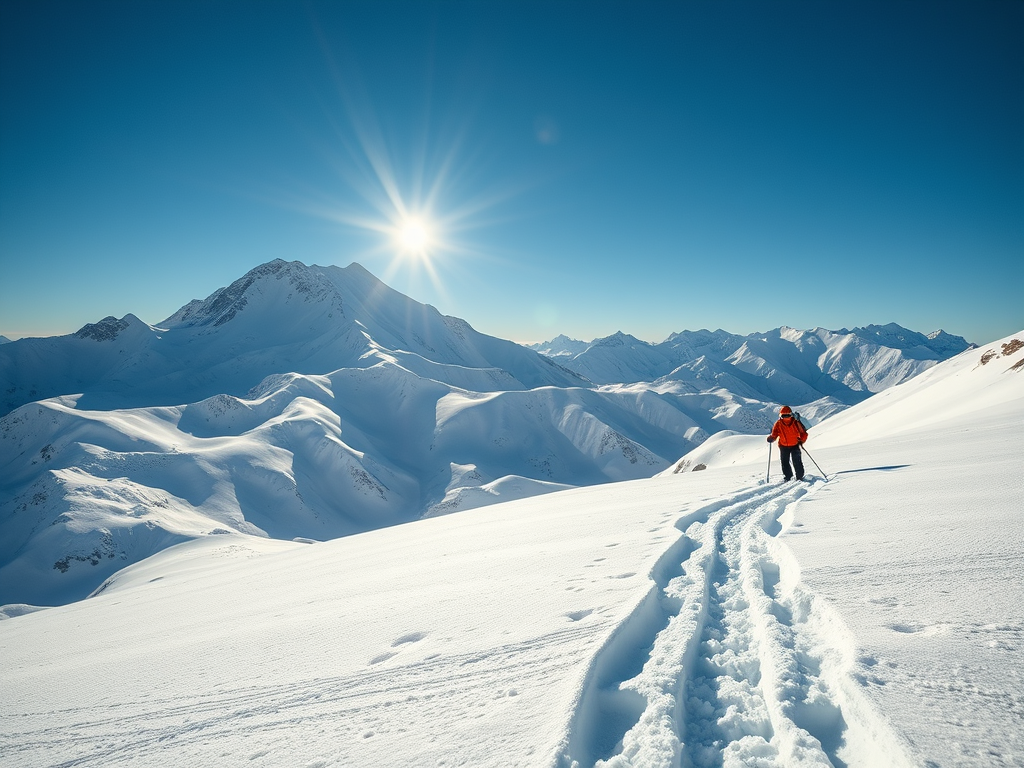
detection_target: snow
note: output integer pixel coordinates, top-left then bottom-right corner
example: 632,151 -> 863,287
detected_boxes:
1,331 -> 1021,767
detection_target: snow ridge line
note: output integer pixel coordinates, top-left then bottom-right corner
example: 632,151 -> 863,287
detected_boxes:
556,478 -> 914,768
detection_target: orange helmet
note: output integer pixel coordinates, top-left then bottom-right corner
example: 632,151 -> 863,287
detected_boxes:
779,406 -> 793,415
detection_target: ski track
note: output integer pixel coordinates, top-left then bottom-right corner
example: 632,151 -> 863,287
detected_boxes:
559,477 -> 915,768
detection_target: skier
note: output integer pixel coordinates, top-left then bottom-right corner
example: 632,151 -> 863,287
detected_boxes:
767,405 -> 809,481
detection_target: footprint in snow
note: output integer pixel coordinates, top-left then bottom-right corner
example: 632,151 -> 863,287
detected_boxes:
565,609 -> 593,622
888,621 -> 949,636
369,632 -> 429,665
392,631 -> 428,646
865,595 -> 901,608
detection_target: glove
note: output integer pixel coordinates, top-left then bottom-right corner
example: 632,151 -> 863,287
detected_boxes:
766,437 -> 773,443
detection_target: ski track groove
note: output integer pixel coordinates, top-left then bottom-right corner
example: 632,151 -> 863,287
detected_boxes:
560,477 -> 914,768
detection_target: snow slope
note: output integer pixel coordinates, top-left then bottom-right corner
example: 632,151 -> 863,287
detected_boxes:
1,331 -> 1020,768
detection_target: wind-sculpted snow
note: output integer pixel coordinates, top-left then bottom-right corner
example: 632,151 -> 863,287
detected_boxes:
0,361 -> 712,606
424,473 -> 575,518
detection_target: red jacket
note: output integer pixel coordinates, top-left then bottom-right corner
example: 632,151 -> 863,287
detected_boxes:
769,418 -> 808,447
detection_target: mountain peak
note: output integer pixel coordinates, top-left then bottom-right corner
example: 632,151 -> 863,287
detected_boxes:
550,333 -> 584,345
160,259 -> 341,329
593,331 -> 646,348
339,261 -> 379,280
74,314 -> 147,342
523,334 -> 590,358
848,323 -> 971,357
926,328 -> 976,353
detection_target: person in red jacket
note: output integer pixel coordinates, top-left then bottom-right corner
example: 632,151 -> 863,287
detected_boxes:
767,405 -> 809,481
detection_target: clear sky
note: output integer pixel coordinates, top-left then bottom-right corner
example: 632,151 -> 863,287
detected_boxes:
1,1 -> 1022,346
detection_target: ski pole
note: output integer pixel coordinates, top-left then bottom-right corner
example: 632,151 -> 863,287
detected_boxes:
801,445 -> 828,481
765,441 -> 772,484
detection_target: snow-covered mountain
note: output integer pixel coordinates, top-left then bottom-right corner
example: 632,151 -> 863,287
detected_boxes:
0,259 -> 972,608
526,333 -> 590,358
0,335 -> 11,345
529,324 -> 973,403
0,259 -> 586,418
0,261 -> 696,606
2,331 -> 1020,768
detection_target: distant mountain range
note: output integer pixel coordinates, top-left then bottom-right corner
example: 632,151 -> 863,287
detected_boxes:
526,325 -> 972,404
0,259 -> 972,606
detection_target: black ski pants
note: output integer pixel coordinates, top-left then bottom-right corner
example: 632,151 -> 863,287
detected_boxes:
779,444 -> 805,481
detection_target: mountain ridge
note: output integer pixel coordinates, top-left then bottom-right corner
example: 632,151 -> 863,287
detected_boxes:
527,324 -> 973,403
0,259 -> 586,418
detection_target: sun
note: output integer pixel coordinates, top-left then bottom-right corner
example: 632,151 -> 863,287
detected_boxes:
278,56 -> 520,299
397,217 -> 432,254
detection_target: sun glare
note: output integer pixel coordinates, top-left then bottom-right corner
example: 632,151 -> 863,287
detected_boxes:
397,217 -> 432,254
281,34 -> 524,303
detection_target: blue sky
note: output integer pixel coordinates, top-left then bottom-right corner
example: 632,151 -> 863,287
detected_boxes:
1,1 -> 1021,345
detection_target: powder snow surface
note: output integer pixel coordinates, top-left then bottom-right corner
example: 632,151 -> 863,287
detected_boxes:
0,334 -> 1021,768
